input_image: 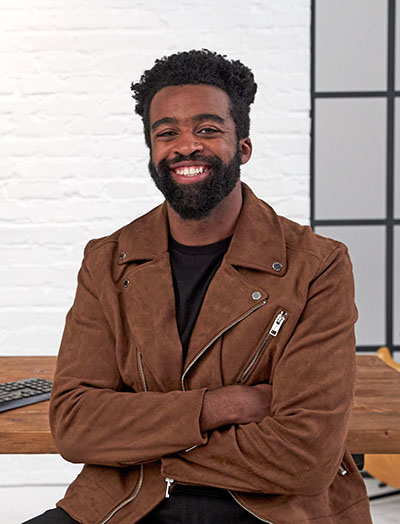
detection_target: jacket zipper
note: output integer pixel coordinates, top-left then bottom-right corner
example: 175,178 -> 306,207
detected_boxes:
139,354 -> 178,500
229,491 -> 274,523
238,310 -> 287,383
138,352 -> 148,392
165,477 -> 175,498
98,354 -> 148,524
99,464 -> 144,524
140,352 -> 177,502
181,300 -> 268,391
168,301 -> 267,500
227,313 -> 287,522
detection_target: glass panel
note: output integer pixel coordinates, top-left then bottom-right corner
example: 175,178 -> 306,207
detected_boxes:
395,99 -> 400,218
314,226 -> 386,347
394,226 -> 400,346
315,98 -> 386,219
396,0 -> 400,90
315,0 -> 387,91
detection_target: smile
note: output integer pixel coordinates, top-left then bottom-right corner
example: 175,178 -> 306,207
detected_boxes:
173,165 -> 210,177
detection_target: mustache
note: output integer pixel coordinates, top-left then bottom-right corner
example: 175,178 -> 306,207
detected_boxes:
163,153 -> 221,168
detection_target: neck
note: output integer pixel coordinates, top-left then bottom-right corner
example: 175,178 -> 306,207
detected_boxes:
167,181 -> 243,246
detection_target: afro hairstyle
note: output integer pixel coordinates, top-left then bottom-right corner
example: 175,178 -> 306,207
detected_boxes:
131,49 -> 257,148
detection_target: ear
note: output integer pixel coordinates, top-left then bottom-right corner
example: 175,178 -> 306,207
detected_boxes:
239,137 -> 252,165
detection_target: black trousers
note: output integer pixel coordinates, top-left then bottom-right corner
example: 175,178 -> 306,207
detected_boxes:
22,508 -> 78,524
22,489 -> 262,524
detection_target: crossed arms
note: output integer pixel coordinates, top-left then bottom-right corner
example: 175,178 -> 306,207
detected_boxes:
50,242 -> 357,497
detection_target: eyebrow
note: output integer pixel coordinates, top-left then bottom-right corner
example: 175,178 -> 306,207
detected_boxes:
151,117 -> 178,131
151,113 -> 225,132
191,113 -> 225,124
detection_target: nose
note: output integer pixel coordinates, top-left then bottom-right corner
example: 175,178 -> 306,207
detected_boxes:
174,132 -> 203,156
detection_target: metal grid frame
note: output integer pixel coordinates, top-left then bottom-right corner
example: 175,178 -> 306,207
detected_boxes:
310,0 -> 399,355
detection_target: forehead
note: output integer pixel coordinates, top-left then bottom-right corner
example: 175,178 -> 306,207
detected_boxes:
149,84 -> 232,124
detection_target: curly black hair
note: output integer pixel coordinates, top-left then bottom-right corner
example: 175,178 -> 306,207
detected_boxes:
131,49 -> 257,148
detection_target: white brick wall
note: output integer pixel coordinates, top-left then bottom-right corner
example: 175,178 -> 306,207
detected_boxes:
0,1 -> 310,521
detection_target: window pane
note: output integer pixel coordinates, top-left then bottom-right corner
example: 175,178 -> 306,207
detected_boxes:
395,98 -> 400,218
396,0 -> 400,90
395,226 -> 400,346
314,226 -> 386,346
315,98 -> 386,219
315,0 -> 387,91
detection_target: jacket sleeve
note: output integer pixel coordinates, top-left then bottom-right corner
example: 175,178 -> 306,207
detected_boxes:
161,244 -> 358,497
49,245 -> 208,467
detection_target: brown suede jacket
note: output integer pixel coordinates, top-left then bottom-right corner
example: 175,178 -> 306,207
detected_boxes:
50,183 -> 372,524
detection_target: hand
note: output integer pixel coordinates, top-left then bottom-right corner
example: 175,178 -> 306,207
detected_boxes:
199,383 -> 272,432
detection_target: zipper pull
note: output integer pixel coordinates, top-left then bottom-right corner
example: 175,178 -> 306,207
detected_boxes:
165,478 -> 175,498
185,445 -> 199,453
269,311 -> 287,337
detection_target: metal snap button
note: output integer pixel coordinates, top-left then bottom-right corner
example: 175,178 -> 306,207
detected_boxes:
272,262 -> 283,272
119,251 -> 127,260
252,291 -> 262,300
123,278 -> 130,288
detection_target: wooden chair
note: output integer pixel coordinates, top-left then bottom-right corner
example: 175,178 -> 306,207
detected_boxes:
375,346 -> 400,372
364,347 -> 400,497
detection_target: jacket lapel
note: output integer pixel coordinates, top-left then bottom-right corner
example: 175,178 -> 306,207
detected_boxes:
117,203 -> 183,391
125,254 -> 183,391
226,183 -> 287,276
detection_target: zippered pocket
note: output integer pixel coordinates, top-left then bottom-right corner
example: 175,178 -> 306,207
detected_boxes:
238,310 -> 287,384
181,299 -> 267,391
138,352 -> 148,392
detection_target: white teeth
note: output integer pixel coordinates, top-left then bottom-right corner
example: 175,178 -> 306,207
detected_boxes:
175,166 -> 206,176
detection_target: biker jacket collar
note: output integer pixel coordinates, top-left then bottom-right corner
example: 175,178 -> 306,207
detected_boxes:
117,182 -> 287,277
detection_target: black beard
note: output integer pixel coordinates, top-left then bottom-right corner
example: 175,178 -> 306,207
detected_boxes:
148,148 -> 242,220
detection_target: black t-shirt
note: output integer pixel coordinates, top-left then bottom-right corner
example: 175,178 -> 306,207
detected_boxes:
169,234 -> 232,359
168,234 -> 239,501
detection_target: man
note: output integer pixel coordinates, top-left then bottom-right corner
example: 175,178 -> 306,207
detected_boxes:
25,50 -> 372,524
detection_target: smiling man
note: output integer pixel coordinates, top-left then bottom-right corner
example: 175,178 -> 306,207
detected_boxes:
25,50 -> 372,524
147,84 -> 248,226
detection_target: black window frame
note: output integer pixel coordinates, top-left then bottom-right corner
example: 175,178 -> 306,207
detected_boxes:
310,0 -> 399,356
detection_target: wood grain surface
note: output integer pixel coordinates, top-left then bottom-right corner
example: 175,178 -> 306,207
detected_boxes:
0,357 -> 57,453
349,355 -> 400,453
1,355 -> 400,454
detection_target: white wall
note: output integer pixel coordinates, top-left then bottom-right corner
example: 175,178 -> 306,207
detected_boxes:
0,1 -> 310,521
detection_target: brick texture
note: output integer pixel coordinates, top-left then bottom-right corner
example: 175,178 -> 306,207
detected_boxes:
0,0 -> 310,507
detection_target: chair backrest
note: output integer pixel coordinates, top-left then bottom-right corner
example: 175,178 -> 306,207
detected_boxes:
376,346 -> 400,372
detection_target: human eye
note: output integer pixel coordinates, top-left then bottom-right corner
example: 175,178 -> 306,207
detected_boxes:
197,127 -> 220,135
156,129 -> 177,139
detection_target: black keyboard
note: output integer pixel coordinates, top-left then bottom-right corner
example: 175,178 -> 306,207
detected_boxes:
0,377 -> 52,413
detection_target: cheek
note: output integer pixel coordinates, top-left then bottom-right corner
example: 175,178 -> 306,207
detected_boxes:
219,144 -> 238,163
150,147 -> 160,166
150,143 -> 168,164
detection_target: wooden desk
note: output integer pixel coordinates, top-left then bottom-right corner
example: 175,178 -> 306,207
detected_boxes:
349,355 -> 400,454
1,355 -> 400,454
0,356 -> 57,453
